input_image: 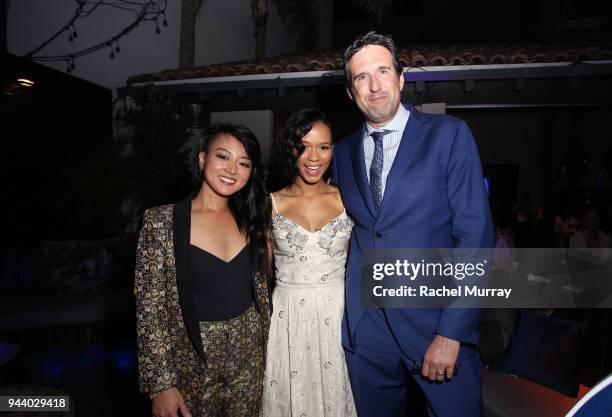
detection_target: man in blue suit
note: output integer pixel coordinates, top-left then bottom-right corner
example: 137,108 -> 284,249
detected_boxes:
331,31 -> 493,417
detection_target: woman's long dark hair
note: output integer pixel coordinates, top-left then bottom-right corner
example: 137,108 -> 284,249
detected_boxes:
269,108 -> 332,191
195,123 -> 271,276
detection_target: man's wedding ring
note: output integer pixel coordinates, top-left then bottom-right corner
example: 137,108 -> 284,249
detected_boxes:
437,372 -> 445,375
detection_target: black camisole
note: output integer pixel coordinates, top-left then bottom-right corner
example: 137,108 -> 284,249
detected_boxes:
188,243 -> 253,321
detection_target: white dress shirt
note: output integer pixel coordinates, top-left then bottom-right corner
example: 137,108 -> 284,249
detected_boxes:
363,104 -> 410,195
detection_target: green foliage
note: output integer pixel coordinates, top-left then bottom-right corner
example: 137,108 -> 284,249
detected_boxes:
272,0 -> 318,51
43,137 -> 129,240
271,0 -> 394,51
115,88 -> 194,219
353,0 -> 393,25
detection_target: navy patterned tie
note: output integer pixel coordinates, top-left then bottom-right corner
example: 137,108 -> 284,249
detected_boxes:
369,130 -> 389,211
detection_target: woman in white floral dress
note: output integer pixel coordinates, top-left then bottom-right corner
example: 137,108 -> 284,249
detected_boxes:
262,109 -> 356,417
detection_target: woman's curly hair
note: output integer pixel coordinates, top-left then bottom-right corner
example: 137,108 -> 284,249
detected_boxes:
269,108 -> 332,191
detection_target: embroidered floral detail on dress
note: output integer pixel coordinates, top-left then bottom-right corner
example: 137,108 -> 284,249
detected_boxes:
273,215 -> 309,253
286,229 -> 308,252
316,215 -> 354,256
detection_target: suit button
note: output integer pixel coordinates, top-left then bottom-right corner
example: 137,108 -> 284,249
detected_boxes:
374,232 -> 383,239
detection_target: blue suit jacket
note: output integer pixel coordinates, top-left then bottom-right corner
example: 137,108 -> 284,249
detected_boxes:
332,103 -> 493,360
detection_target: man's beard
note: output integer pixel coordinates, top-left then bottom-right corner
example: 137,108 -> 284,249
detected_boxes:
364,100 -> 398,125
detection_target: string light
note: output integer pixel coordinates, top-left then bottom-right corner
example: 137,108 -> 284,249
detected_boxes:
68,25 -> 78,42
26,1 -> 168,73
65,57 -> 76,73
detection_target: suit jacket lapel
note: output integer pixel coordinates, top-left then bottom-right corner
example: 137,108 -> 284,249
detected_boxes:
379,104 -> 428,216
350,124 -> 376,216
173,196 -> 206,361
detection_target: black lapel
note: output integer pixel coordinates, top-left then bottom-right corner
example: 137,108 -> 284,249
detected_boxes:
173,196 -> 206,361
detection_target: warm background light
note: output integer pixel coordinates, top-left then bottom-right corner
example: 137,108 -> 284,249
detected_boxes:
17,78 -> 35,87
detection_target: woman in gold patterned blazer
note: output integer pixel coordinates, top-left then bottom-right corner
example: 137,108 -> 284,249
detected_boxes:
135,123 -> 272,417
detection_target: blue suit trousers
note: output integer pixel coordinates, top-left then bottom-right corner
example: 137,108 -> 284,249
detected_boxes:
345,309 -> 483,417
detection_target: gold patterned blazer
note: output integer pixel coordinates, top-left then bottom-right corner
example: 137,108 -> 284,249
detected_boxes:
134,197 -> 271,395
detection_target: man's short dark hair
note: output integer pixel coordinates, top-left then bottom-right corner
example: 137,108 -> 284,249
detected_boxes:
343,31 -> 403,89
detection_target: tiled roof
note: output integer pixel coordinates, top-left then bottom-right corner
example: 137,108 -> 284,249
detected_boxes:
127,42 -> 612,84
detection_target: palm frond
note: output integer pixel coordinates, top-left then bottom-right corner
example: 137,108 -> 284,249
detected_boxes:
196,0 -> 204,15
353,0 -> 393,25
272,0 -> 318,51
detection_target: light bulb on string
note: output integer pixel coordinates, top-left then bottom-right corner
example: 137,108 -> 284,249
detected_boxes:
28,1 -> 170,67
68,24 -> 77,41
